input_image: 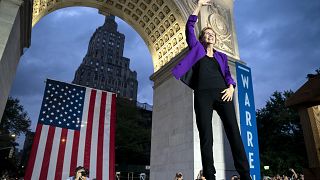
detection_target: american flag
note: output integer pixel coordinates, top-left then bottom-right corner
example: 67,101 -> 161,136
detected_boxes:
24,79 -> 116,180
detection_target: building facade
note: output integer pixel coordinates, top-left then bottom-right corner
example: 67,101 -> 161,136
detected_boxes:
73,15 -> 138,101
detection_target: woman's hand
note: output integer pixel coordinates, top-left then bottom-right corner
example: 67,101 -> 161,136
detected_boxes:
193,0 -> 212,15
221,85 -> 234,102
197,0 -> 212,6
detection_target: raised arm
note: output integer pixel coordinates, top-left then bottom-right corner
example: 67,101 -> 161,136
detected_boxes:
186,0 -> 212,48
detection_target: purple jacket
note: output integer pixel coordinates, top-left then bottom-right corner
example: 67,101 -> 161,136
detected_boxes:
172,15 -> 236,88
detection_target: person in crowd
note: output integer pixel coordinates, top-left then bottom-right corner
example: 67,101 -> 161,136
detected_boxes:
231,175 -> 239,180
196,170 -> 206,180
67,166 -> 90,180
174,172 -> 183,180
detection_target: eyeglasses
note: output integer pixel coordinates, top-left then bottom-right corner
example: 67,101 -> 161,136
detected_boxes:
204,32 -> 215,37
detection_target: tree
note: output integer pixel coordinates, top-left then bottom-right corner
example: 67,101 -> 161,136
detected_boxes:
0,97 -> 31,177
0,97 -> 31,136
115,97 -> 152,167
256,91 -> 307,176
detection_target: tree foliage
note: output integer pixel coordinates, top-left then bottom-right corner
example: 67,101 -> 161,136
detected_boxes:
0,97 -> 31,136
256,91 -> 307,176
115,97 -> 152,166
0,97 -> 31,176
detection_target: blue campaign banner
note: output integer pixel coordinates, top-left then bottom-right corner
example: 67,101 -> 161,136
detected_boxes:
235,62 -> 261,180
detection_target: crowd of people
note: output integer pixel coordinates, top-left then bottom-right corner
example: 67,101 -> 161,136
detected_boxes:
262,168 -> 304,180
173,168 -> 305,180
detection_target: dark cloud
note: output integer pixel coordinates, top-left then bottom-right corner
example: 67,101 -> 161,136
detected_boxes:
234,0 -> 320,108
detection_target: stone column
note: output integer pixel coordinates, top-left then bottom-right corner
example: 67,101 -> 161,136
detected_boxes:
298,105 -> 320,179
0,0 -> 31,120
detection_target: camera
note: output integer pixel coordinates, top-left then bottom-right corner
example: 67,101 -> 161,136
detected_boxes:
80,169 -> 89,176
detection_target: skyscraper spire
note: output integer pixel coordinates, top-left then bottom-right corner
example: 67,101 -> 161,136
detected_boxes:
73,15 -> 138,101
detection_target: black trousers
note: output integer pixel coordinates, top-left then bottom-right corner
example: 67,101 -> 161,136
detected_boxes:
194,89 -> 251,180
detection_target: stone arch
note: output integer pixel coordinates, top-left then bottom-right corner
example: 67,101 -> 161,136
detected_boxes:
31,0 -> 188,72
0,0 -> 244,179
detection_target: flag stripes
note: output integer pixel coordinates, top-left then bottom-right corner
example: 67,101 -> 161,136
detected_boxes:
24,79 -> 116,180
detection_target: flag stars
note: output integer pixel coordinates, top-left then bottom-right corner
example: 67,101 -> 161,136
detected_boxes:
58,121 -> 61,124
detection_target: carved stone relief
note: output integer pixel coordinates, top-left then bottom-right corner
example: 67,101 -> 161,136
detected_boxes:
185,0 -> 235,55
312,105 -> 320,136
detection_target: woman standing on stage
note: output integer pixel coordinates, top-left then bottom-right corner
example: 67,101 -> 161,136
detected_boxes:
172,0 -> 251,180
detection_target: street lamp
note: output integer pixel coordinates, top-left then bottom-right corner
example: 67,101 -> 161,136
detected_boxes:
0,133 -> 16,139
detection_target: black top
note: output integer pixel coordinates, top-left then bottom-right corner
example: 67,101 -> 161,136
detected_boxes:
193,55 -> 227,90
